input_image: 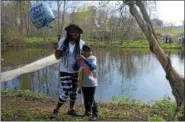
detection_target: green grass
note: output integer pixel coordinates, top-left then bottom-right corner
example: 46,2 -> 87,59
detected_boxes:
86,39 -> 184,49
159,41 -> 183,49
24,37 -> 184,50
1,88 -> 49,100
155,27 -> 184,38
24,37 -> 57,46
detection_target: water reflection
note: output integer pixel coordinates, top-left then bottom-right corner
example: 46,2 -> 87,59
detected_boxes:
1,48 -> 53,71
1,48 -> 184,103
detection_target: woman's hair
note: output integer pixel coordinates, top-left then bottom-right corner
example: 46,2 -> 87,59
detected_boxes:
62,32 -> 81,66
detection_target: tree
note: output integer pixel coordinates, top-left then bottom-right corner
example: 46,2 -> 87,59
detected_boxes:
125,0 -> 184,120
151,18 -> 163,27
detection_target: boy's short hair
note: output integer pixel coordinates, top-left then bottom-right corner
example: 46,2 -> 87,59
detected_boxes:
82,45 -> 92,52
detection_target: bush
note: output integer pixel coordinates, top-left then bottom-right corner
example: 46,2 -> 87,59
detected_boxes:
151,99 -> 176,120
148,114 -> 165,121
2,28 -> 25,46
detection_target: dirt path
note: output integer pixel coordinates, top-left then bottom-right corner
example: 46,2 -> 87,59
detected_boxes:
1,96 -> 72,115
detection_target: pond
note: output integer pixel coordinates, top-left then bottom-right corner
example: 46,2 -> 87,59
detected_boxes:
1,47 -> 184,104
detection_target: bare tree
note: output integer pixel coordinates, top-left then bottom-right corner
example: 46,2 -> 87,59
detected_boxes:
60,0 -> 67,35
57,1 -> 63,37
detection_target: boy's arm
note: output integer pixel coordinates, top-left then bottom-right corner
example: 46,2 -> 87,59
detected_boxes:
84,56 -> 97,71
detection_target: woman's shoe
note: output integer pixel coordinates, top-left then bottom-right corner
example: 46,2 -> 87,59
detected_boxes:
66,109 -> 78,116
50,109 -> 59,119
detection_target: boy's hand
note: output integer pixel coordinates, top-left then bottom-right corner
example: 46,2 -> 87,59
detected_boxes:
77,88 -> 82,94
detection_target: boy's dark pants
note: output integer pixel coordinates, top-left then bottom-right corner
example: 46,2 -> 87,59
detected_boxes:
82,87 -> 98,116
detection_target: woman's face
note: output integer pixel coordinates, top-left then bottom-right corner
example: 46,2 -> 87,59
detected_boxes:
68,29 -> 80,41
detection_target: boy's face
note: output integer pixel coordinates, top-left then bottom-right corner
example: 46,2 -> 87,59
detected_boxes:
82,51 -> 91,58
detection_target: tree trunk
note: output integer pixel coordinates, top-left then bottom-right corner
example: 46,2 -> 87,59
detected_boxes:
60,0 -> 66,35
57,1 -> 60,36
120,18 -> 133,44
25,1 -> 31,37
125,1 -> 184,120
135,0 -> 159,43
17,1 -> 23,34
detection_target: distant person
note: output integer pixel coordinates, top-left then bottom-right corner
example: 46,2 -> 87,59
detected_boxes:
78,45 -> 99,121
169,36 -> 172,44
178,36 -> 182,44
165,35 -> 169,43
51,24 -> 85,119
165,35 -> 172,44
182,37 -> 185,44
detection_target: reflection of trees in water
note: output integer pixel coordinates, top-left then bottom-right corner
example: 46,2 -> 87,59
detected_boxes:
16,65 -> 59,98
115,49 -> 154,79
118,50 -> 154,98
1,48 -> 53,69
177,50 -> 184,63
1,77 -> 20,90
93,48 -> 112,84
119,51 -> 136,98
93,48 -> 155,99
165,50 -> 184,63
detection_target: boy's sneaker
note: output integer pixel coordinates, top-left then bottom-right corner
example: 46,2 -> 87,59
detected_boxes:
89,115 -> 99,121
84,111 -> 92,117
50,109 -> 59,119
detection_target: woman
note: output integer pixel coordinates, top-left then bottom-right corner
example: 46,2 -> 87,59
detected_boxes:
51,24 -> 85,119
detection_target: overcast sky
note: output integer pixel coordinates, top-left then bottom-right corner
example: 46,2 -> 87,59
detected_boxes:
78,1 -> 184,26
45,1 -> 184,26
157,1 -> 184,26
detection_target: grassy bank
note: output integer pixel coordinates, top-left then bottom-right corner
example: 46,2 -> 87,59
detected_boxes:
86,40 -> 184,49
24,37 -> 184,50
24,37 -> 57,47
1,89 -> 178,121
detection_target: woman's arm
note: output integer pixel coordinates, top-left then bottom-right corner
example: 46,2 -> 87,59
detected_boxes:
53,37 -> 65,60
54,49 -> 62,59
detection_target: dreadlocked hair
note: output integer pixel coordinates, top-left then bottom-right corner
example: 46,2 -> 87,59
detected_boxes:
61,33 -> 81,66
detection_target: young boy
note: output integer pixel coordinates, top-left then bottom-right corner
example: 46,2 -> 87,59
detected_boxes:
77,45 -> 99,121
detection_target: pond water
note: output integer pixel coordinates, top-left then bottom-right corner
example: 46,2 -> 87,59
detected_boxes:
1,47 -> 184,104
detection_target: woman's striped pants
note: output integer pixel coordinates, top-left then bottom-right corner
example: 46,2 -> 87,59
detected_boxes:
58,72 -> 78,103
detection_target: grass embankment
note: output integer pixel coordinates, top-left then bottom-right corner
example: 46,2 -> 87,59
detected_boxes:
24,37 -> 184,50
24,37 -> 56,47
86,40 -> 184,49
1,89 -> 178,121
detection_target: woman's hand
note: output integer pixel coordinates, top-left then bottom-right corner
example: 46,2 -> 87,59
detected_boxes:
53,42 -> 63,59
53,42 -> 58,50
